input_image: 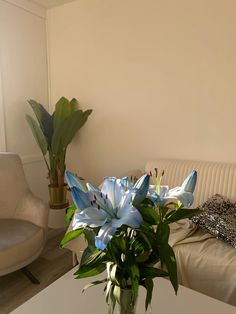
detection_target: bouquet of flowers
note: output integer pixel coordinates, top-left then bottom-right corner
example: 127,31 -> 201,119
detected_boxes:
61,169 -> 198,314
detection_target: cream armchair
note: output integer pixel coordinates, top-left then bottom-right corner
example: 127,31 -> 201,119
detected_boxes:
0,153 -> 49,282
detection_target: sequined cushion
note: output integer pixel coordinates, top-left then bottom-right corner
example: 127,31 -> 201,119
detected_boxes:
192,194 -> 236,248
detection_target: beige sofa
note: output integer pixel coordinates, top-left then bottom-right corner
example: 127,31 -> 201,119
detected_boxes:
0,153 -> 49,278
145,159 -> 236,306
65,158 -> 236,306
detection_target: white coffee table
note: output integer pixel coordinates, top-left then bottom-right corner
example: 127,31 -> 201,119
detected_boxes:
11,268 -> 235,314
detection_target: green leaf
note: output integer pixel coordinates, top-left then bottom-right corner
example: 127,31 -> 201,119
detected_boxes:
78,249 -> 105,268
65,204 -> 76,224
109,235 -> 127,253
70,98 -> 79,112
82,278 -> 107,293
74,263 -> 106,278
107,263 -> 119,285
156,222 -> 170,245
159,205 -> 169,221
80,246 -> 96,266
140,267 -> 169,279
28,100 -> 53,146
84,229 -> 96,249
138,231 -> 152,250
53,97 -> 73,129
144,278 -> 153,311
51,109 -> 92,156
158,244 -> 178,294
108,285 -> 116,314
137,205 -> 160,225
60,228 -> 84,247
165,208 -> 201,224
156,222 -> 178,293
74,249 -> 106,278
26,115 -> 48,155
130,263 -> 140,302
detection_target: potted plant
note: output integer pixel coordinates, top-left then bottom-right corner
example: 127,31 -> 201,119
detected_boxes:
61,169 -> 199,313
26,96 -> 92,216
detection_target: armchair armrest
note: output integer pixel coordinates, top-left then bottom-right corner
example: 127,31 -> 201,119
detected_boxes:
15,191 -> 49,232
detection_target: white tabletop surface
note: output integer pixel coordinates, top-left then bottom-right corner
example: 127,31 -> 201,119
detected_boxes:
11,268 -> 236,314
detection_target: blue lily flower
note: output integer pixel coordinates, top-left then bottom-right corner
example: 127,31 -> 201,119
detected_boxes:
149,170 -> 197,207
65,172 -> 150,250
65,171 -> 87,192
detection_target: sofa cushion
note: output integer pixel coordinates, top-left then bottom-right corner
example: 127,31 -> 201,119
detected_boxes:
174,231 -> 236,306
0,219 -> 44,275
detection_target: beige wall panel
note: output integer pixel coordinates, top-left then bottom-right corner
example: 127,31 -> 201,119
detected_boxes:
47,0 -> 236,184
0,0 -> 48,200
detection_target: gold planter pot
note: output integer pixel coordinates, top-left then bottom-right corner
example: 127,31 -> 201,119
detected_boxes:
48,184 -> 69,209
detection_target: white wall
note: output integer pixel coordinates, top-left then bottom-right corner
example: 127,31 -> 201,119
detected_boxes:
0,0 -> 49,200
47,0 -> 236,185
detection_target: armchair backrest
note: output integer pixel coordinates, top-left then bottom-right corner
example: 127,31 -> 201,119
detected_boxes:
0,153 -> 29,218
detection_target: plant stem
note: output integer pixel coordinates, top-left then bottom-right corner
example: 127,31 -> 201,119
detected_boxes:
43,155 -> 50,173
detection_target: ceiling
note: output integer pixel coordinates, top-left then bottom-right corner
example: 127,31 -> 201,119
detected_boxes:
30,0 -> 75,9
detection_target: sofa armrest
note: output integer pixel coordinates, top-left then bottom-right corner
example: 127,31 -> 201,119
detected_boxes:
15,191 -> 49,232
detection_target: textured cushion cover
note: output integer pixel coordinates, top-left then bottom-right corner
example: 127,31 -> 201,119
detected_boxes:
192,194 -> 236,248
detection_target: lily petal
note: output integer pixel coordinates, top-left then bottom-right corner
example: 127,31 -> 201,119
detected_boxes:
95,222 -> 117,250
87,191 -> 114,213
65,171 -> 87,191
181,170 -> 197,193
132,174 -> 150,206
71,187 -> 91,210
86,182 -> 101,193
168,187 -> 194,207
119,176 -> 132,191
114,204 -> 143,228
119,191 -> 133,208
72,207 -> 108,229
159,185 -> 169,198
101,177 -> 124,208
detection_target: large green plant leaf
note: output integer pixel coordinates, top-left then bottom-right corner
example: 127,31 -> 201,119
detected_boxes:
82,278 -> 107,293
156,222 -> 170,244
65,204 -> 77,224
26,115 -> 48,155
74,263 -> 106,278
70,98 -> 79,112
130,263 -> 140,302
156,223 -> 178,294
74,250 -> 106,278
141,278 -> 153,311
28,100 -> 53,146
165,208 -> 201,224
138,205 -> 160,225
160,244 -> 178,294
51,109 -> 92,156
60,228 -> 84,247
140,267 -> 169,279
53,97 -> 78,130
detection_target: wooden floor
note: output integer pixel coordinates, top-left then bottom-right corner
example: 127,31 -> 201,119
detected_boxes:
0,229 -> 73,314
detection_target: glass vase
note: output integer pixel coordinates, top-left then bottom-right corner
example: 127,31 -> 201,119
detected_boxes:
115,288 -> 137,314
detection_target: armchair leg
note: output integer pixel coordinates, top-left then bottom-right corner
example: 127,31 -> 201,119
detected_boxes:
21,267 -> 40,284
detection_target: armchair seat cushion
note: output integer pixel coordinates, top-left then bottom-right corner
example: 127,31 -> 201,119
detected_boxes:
0,219 -> 44,275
